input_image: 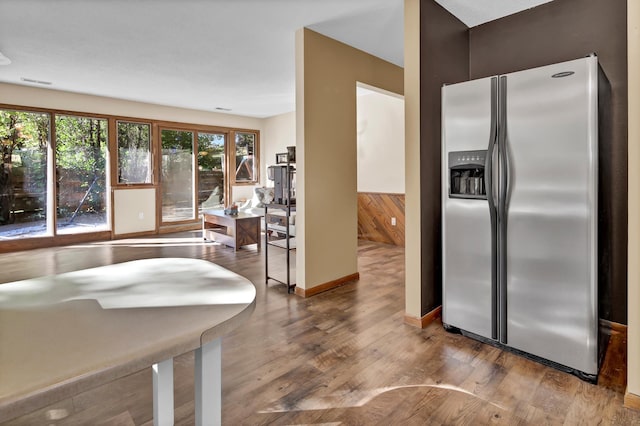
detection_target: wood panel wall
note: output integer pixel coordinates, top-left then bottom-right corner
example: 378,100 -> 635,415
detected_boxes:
357,192 -> 405,246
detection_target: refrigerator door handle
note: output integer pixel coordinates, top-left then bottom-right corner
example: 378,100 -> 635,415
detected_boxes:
486,77 -> 498,340
498,75 -> 508,344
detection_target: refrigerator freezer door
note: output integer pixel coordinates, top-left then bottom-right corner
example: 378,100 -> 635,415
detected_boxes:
442,77 -> 495,339
503,57 -> 598,374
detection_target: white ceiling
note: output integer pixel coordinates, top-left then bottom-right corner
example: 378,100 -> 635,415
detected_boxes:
0,0 -> 553,118
435,0 -> 554,27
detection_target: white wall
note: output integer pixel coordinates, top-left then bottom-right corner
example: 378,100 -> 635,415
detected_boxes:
113,188 -> 155,235
260,96 -> 405,197
0,83 -> 263,130
356,87 -> 405,193
263,111 -> 296,185
627,0 -> 640,401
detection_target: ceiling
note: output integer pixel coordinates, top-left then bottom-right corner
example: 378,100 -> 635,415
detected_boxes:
0,0 -> 553,118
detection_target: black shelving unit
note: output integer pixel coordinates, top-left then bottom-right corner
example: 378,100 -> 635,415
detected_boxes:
264,157 -> 295,293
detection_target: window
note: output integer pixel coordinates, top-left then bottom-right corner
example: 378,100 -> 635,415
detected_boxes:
0,103 -> 262,245
160,129 -> 195,222
55,115 -> 108,234
198,132 -> 226,210
234,131 -> 258,183
117,121 -> 151,184
0,109 -> 50,238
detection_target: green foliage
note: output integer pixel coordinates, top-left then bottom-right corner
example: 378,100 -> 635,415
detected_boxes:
235,132 -> 255,156
55,115 -> 107,216
161,129 -> 194,176
0,110 -> 49,224
197,133 -> 225,171
117,121 -> 151,183
162,129 -> 194,152
55,115 -> 107,172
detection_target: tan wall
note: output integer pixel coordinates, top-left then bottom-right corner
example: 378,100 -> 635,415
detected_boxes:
0,83 -> 263,130
295,28 -> 403,290
404,0 -> 422,318
628,0 -> 640,400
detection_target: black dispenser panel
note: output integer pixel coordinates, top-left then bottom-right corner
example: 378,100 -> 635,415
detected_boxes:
449,150 -> 487,200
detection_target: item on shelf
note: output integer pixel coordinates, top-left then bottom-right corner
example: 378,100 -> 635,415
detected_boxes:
224,203 -> 238,215
276,152 -> 288,163
267,164 -> 295,205
287,146 -> 296,162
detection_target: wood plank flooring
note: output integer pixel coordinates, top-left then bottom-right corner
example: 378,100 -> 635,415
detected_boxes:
0,232 -> 637,425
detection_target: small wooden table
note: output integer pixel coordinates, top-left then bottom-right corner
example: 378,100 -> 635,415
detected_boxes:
0,258 -> 256,425
202,210 -> 261,251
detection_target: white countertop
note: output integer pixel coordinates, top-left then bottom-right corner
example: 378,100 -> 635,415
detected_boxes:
0,258 -> 256,422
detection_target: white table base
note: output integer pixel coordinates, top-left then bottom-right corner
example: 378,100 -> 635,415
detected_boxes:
152,338 -> 222,426
153,358 -> 174,426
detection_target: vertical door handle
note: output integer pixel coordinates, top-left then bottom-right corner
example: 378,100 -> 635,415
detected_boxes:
486,77 -> 498,341
498,75 -> 508,344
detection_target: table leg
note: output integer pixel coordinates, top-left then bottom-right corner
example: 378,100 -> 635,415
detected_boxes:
195,338 -> 222,426
152,358 -> 174,426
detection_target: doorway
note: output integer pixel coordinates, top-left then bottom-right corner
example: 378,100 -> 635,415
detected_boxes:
355,82 -> 405,247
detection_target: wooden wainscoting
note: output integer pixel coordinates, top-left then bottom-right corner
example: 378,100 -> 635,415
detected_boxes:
357,192 -> 404,246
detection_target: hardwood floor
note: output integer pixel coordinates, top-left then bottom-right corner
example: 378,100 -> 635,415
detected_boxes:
0,232 -> 637,425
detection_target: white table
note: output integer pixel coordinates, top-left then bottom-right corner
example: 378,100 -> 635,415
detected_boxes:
0,258 -> 256,425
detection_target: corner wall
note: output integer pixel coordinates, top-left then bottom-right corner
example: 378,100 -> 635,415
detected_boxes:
295,28 -> 403,291
404,0 -> 423,318
407,0 -> 468,320
627,0 -> 640,404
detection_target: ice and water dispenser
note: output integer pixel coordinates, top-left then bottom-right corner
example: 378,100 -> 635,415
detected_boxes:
448,150 -> 487,199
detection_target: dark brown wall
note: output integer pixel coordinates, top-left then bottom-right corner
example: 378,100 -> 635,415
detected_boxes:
469,0 -> 628,323
420,0 -> 469,315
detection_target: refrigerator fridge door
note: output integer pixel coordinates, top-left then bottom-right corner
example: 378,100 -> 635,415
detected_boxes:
442,77 -> 497,339
503,57 -> 598,375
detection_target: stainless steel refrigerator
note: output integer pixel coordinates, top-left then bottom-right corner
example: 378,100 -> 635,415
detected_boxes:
441,55 -> 609,381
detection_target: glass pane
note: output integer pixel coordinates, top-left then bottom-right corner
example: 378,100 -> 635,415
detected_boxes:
0,110 -> 50,239
161,129 -> 194,222
55,115 -> 108,234
117,121 -> 151,184
235,132 -> 256,182
198,132 -> 225,211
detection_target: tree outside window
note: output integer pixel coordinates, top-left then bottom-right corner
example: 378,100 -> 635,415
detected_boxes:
0,110 -> 49,238
117,121 -> 151,184
234,132 -> 257,183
